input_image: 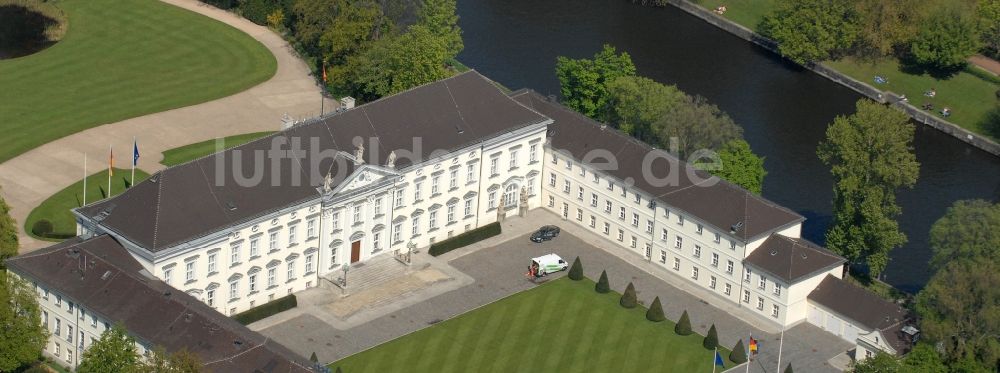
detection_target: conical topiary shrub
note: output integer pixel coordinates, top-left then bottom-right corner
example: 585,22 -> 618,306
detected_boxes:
595,270 -> 610,293
646,296 -> 665,322
334,367 -> 343,373
783,363 -> 793,373
568,256 -> 584,280
620,282 -> 637,308
730,339 -> 747,364
310,352 -> 318,363
703,324 -> 719,349
675,310 -> 692,335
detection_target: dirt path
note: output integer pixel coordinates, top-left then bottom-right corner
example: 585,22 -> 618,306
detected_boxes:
0,0 -> 337,253
969,54 -> 1000,76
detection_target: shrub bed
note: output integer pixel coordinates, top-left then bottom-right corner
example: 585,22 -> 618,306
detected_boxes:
428,222 -> 501,256
233,294 -> 297,325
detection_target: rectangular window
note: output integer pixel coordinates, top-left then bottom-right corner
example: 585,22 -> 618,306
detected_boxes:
395,190 -> 404,209
745,268 -> 752,282
661,228 -> 668,240
67,326 -> 73,343
432,175 -> 440,194
548,195 -> 555,207
710,276 -> 717,289
617,229 -> 624,241
509,150 -> 518,169
730,240 -> 737,250
711,253 -> 719,267
576,208 -> 583,221
605,201 -> 612,213
207,289 -> 215,307
230,244 -> 240,265
551,154 -> 558,164
269,232 -> 278,251
305,254 -> 315,273
467,164 -> 476,183
675,236 -> 683,249
619,207 -> 626,220
693,245 -> 701,258
727,261 -> 734,274
490,158 -> 499,175
164,268 -> 173,284
774,283 -> 782,296
630,236 -> 637,248
414,182 -> 422,201
447,205 -> 456,223
608,180 -> 614,191
758,275 -> 767,290
185,262 -> 195,282
429,210 -> 438,229
287,260 -> 296,280
696,224 -> 703,235
743,290 -> 751,303
549,173 -> 556,187
646,220 -> 653,233
393,223 -> 403,243
714,232 -> 721,243
54,318 -> 61,335
374,198 -> 383,215
562,203 -> 569,218
757,297 -> 765,310
288,225 -> 297,243
56,295 -> 61,306
579,167 -> 586,177
249,274 -> 257,292
412,216 -> 420,236
489,191 -> 497,209
632,213 -> 639,226
678,215 -> 684,226
725,283 -> 732,295
660,250 -> 667,263
772,305 -> 780,317
529,144 -> 538,163
250,238 -> 259,257
268,268 -> 276,287
450,169 -> 458,189
691,267 -> 699,280
603,222 -> 610,235
589,215 -> 596,228
307,218 -> 316,237
673,257 -> 681,270
208,253 -> 217,274
593,173 -> 599,183
353,205 -> 362,224
464,199 -> 473,216
563,180 -> 571,193
566,159 -> 572,170
229,281 -> 238,300
635,193 -> 641,204
332,212 -> 341,230
527,178 -> 536,195
577,186 -> 584,200
591,193 -> 598,206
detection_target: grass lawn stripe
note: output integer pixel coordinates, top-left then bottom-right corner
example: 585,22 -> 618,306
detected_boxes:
538,284 -> 588,370
488,283 -> 555,372
452,292 -> 514,372
565,288 -> 610,372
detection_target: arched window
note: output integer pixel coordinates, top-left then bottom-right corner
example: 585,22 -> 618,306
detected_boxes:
504,184 -> 519,207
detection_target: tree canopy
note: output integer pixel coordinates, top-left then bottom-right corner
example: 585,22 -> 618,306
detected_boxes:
817,100 -> 919,277
556,45 -> 636,120
916,257 -> 1000,370
910,5 -> 983,71
78,324 -> 143,373
760,0 -> 860,65
652,95 -> 743,159
0,274 -> 47,372
928,199 -> 1000,270
418,0 -> 463,56
0,188 -> 17,267
707,139 -> 766,195
346,24 -> 452,100
145,347 -> 204,373
604,75 -> 684,142
852,0 -> 920,59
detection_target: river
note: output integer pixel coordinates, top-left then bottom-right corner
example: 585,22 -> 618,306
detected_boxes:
456,0 -> 1000,293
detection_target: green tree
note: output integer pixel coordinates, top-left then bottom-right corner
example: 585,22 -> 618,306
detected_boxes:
144,347 -> 203,373
78,324 -> 142,373
703,324 -> 719,349
675,310 -> 692,335
850,352 -> 902,372
652,95 -> 743,159
928,199 -> 1000,270
645,296 -> 665,322
0,189 -> 17,267
323,0 -> 391,90
595,270 -> 610,293
604,75 -> 684,141
916,258 -> 1000,367
784,363 -> 794,373
0,274 -> 47,371
910,5 -> 982,71
568,256 -> 584,281
760,0 -> 860,65
853,0 -> 920,58
817,100 -> 919,277
346,24 -> 452,100
902,343 -> 947,372
980,0 -> 1000,59
418,0 -> 463,56
620,282 -> 637,308
705,139 -> 767,195
555,45 -> 636,119
730,339 -> 747,364
310,351 -> 318,363
292,0 -> 340,56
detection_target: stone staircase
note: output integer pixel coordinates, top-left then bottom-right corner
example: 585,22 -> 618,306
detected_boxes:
328,253 -> 421,295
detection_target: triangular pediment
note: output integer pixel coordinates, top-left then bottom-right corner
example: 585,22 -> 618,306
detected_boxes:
331,164 -> 401,195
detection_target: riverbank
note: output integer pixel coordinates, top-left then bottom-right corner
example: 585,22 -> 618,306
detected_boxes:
667,0 -> 1000,157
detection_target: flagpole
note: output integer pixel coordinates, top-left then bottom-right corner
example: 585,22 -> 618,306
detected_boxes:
107,145 -> 112,198
713,347 -> 718,373
745,332 -> 752,373
82,154 -> 87,207
776,328 -> 784,373
131,136 -> 136,187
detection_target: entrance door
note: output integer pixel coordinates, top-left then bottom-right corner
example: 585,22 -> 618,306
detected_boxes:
351,241 -> 361,263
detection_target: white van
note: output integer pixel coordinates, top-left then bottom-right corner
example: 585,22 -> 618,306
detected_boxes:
530,254 -> 569,277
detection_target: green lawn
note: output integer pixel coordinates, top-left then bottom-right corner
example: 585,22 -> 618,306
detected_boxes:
24,168 -> 150,241
827,58 -> 1000,140
0,0 -> 277,164
694,0 -> 777,32
332,278 -> 732,373
160,131 -> 274,166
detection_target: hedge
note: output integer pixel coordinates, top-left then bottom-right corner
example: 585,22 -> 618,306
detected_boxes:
233,294 -> 297,325
428,222 -> 501,256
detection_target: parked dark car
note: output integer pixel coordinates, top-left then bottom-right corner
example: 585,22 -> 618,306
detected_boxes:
530,225 -> 560,242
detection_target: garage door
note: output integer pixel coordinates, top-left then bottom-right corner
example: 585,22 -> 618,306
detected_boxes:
826,314 -> 843,336
844,324 -> 858,341
808,306 -> 823,326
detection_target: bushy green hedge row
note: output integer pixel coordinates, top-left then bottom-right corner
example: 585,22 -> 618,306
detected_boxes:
233,294 -> 297,325
428,222 -> 501,256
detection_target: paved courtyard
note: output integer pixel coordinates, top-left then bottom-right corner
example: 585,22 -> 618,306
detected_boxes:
258,210 -> 851,372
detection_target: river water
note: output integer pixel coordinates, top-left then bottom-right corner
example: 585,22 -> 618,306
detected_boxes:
456,0 -> 1000,292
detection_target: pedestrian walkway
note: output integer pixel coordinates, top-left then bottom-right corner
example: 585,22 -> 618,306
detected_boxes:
0,0 -> 338,253
969,54 -> 1000,76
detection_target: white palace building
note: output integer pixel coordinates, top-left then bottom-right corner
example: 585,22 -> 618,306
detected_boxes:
7,71 -> 916,370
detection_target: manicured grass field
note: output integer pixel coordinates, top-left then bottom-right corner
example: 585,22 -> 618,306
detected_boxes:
827,58 -> 1000,140
0,0 -> 277,164
24,168 -> 149,241
331,278 -> 731,373
694,0 -> 777,32
160,131 -> 274,166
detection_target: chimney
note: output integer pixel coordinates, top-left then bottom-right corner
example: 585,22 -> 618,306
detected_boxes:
340,97 -> 356,110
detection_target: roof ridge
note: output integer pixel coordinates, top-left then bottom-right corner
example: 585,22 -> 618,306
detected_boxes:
442,79 -> 478,140
152,169 -> 166,249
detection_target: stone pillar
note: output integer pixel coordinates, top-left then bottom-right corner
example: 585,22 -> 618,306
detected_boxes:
518,187 -> 528,217
497,194 -> 506,223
